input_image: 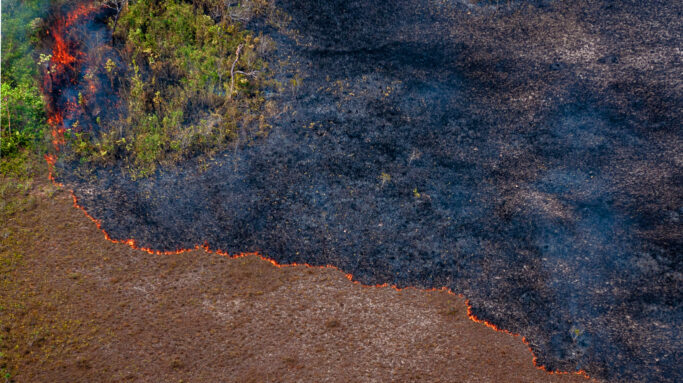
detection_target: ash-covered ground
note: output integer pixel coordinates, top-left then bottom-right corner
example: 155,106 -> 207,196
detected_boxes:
56,1 -> 681,381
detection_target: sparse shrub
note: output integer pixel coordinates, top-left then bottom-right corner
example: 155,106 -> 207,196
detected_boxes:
81,0 -> 277,177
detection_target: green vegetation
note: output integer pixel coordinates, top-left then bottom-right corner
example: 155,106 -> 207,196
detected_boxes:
0,1 -> 46,367
1,0 -> 50,172
74,0 -> 278,178
1,83 -> 48,158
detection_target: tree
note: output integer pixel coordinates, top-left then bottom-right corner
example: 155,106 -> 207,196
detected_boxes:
102,0 -> 128,43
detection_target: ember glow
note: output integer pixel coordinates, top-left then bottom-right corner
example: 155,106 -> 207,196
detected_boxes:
43,5 -> 95,151
50,24 -> 76,66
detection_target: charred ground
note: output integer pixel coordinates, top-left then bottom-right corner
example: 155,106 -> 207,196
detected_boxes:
43,0 -> 682,382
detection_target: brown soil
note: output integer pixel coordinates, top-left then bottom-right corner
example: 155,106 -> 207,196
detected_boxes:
0,167 -> 593,382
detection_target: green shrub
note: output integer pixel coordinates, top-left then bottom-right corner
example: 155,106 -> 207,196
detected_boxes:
1,0 -> 49,174
88,0 -> 277,177
1,82 -> 48,158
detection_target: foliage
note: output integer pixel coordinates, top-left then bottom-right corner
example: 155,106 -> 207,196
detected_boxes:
86,0 -> 275,178
2,0 -> 277,178
1,83 -> 49,158
1,0 -> 50,171
1,0 -> 46,86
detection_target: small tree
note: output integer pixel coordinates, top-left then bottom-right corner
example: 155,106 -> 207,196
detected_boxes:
102,0 -> 128,43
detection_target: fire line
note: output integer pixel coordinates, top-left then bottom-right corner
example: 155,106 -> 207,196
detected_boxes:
41,3 -> 593,380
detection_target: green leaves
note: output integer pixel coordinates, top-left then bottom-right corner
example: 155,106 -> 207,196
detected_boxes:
1,0 -> 49,167
1,82 -> 48,157
1,0 -> 47,86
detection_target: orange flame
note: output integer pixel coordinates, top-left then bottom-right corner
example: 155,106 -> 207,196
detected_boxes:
49,4 -> 97,66
64,3 -> 98,27
48,111 -> 66,148
51,24 -> 76,65
45,4 -> 99,152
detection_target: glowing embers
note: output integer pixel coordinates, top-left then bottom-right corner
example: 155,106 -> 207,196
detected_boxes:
64,3 -> 98,27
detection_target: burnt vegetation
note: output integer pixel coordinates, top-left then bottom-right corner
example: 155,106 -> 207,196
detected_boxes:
63,1 -> 681,381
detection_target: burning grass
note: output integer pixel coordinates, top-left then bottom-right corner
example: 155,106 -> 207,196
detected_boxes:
0,160 -> 591,382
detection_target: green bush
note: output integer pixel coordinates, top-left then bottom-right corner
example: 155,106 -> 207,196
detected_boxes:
96,0 -> 275,177
1,0 -> 49,168
1,81 -> 48,158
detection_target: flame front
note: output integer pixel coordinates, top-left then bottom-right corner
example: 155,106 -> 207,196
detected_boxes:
40,4 -> 593,380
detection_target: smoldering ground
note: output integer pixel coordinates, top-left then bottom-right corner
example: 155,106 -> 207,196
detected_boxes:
49,0 -> 681,381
